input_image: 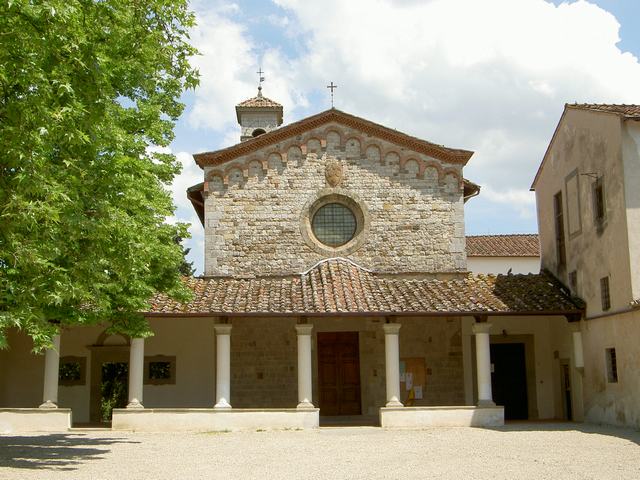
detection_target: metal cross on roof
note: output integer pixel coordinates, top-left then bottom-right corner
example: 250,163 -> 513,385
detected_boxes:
257,67 -> 265,86
327,81 -> 337,108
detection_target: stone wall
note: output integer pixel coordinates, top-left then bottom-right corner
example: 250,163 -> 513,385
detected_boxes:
203,121 -> 467,276
229,316 -> 465,415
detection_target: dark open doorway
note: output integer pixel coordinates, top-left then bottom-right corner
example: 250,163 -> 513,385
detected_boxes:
490,342 -> 528,420
100,362 -> 128,424
560,360 -> 573,421
317,332 -> 361,416
89,346 -> 129,425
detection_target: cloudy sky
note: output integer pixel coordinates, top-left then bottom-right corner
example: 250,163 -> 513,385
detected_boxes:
167,0 -> 640,274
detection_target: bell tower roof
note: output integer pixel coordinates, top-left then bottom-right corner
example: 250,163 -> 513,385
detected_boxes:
235,86 -> 283,125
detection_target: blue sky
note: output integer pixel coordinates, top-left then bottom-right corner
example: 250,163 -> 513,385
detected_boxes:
168,0 -> 640,274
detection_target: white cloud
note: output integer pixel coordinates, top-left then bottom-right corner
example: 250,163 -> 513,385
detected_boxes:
187,2 -> 304,140
176,0 -> 640,265
269,0 -> 640,211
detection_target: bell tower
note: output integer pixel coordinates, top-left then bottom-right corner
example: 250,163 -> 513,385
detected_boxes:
235,82 -> 283,142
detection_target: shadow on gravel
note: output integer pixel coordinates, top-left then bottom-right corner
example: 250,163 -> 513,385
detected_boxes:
0,434 -> 139,471
489,422 -> 640,446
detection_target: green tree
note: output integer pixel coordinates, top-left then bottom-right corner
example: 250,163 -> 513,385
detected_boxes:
0,1 -> 198,350
175,235 -> 196,277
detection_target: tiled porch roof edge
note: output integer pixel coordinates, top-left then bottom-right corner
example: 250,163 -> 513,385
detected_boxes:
147,259 -> 584,317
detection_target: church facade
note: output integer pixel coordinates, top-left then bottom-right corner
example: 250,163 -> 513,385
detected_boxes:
0,90 -> 589,432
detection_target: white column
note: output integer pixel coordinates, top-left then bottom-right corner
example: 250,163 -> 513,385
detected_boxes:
214,324 -> 232,408
127,337 -> 145,408
472,322 -> 495,407
40,334 -> 61,409
295,324 -> 314,408
383,323 -> 403,407
572,330 -> 584,369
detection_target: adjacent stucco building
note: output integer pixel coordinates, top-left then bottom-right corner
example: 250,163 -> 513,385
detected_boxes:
532,103 -> 640,428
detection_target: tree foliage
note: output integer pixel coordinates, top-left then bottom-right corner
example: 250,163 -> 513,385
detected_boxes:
0,0 -> 199,349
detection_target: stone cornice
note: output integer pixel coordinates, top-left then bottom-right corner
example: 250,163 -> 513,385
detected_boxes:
193,109 -> 474,168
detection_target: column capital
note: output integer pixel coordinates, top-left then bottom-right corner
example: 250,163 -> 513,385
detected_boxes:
214,324 -> 232,335
383,323 -> 401,335
472,322 -> 492,335
568,322 -> 582,333
295,324 -> 313,335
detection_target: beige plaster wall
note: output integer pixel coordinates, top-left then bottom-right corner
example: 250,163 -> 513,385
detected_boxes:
581,310 -> 640,428
535,108 -> 633,315
466,256 -> 540,275
203,121 -> 466,276
0,329 -> 45,408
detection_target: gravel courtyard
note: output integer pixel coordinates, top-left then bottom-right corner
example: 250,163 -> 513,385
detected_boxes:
1,423 -> 639,480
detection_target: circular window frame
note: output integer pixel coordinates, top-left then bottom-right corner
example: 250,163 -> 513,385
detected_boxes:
300,189 -> 369,256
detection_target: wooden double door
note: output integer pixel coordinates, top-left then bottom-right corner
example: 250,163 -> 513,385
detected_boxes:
317,332 -> 361,416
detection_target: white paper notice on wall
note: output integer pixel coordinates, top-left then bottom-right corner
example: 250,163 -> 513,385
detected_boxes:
405,372 -> 413,390
400,373 -> 406,382
414,385 -> 423,399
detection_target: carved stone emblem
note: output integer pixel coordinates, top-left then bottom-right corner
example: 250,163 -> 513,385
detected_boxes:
325,159 -> 343,187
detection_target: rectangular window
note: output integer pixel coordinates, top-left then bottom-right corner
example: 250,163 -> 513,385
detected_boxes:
554,191 -> 566,267
600,276 -> 611,311
593,177 -> 606,226
144,355 -> 176,385
569,270 -> 578,292
58,356 -> 86,386
605,348 -> 618,383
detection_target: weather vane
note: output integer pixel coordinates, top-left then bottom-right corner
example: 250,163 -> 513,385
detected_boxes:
327,81 -> 337,108
257,67 -> 265,89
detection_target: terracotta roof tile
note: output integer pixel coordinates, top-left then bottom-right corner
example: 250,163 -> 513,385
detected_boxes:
466,234 -> 540,257
147,258 -> 582,316
236,95 -> 282,108
566,103 -> 640,118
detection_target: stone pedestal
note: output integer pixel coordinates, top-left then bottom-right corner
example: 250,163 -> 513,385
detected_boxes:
383,323 -> 403,408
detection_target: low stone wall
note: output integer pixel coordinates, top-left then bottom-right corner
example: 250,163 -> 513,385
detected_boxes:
0,408 -> 72,433
112,408 -> 319,432
379,406 -> 504,428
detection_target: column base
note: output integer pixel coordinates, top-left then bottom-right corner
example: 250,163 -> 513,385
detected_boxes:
385,400 -> 404,408
477,399 -> 496,407
39,400 -> 58,409
126,400 -> 144,409
214,400 -> 232,409
297,401 -> 315,409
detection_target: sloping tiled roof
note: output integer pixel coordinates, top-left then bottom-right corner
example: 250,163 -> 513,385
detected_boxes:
147,258 -> 582,317
237,94 -> 282,108
194,109 -> 474,168
466,234 -> 540,257
566,103 -> 640,118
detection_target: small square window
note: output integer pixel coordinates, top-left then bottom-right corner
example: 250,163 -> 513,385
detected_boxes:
600,276 -> 611,311
59,356 -> 86,386
605,348 -> 618,383
144,356 -> 176,385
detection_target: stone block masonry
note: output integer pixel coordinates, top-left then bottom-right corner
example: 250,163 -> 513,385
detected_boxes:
203,122 -> 467,277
